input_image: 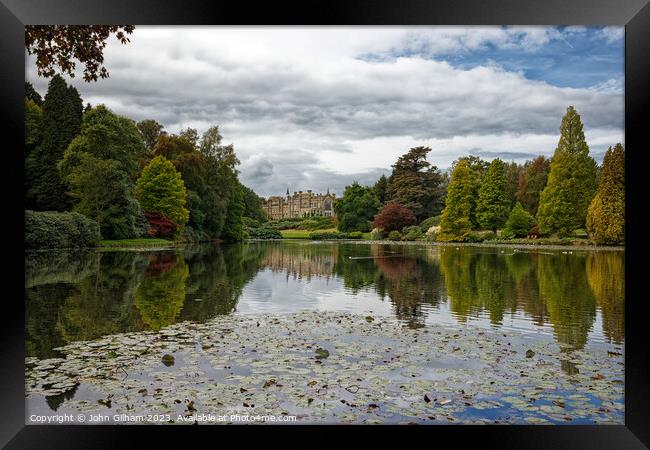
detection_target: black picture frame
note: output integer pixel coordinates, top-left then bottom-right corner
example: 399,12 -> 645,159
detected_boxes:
2,0 -> 648,447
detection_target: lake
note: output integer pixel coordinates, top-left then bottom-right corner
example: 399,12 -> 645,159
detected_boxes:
25,241 -> 625,424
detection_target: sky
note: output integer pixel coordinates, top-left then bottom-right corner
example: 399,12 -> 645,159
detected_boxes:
26,26 -> 624,198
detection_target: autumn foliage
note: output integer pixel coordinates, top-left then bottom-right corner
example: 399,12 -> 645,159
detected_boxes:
372,202 -> 417,232
144,211 -> 178,239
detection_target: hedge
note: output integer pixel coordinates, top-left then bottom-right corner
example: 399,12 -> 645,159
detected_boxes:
308,231 -> 349,240
247,227 -> 282,239
25,210 -> 100,249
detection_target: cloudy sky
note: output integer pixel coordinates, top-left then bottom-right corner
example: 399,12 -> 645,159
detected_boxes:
26,26 -> 624,198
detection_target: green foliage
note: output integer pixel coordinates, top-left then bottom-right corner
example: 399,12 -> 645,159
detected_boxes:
586,144 -> 625,244
61,153 -> 147,239
246,227 -> 282,239
25,210 -> 100,249
401,226 -> 423,241
348,231 -> 364,239
438,159 -> 481,241
309,231 -> 350,240
506,162 -> 522,208
25,82 -> 43,106
222,181 -> 246,241
516,156 -> 550,215
505,202 -> 536,238
536,106 -> 598,236
27,74 -> 83,211
418,215 -> 440,232
242,185 -> 268,223
476,158 -> 511,232
334,182 -> 381,232
136,155 -> 189,234
25,98 -> 43,152
373,174 -> 390,205
388,230 -> 402,241
136,119 -> 164,150
387,146 -> 446,220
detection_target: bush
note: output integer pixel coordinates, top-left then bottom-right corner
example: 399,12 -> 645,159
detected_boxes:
418,215 -> 441,232
144,211 -> 179,239
348,231 -> 363,239
25,210 -> 100,249
242,216 -> 261,229
370,228 -> 383,240
247,227 -> 282,239
388,230 -> 402,241
372,202 -> 417,232
401,226 -> 423,241
505,202 -> 535,238
309,231 -> 349,240
466,232 -> 487,243
299,216 -> 335,230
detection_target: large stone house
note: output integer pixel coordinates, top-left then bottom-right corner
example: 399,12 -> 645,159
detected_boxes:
263,189 -> 336,220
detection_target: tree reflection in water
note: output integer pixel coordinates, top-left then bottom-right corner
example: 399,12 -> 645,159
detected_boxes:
25,243 -> 624,365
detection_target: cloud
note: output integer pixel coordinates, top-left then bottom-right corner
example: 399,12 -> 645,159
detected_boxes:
25,27 -> 623,197
599,26 -> 624,43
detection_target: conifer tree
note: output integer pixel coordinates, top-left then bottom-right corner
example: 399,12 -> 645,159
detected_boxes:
27,74 -> 83,211
373,174 -> 390,205
476,158 -> 511,232
505,202 -> 535,238
536,106 -> 597,236
25,82 -> 43,106
586,144 -> 624,244
438,159 -> 480,241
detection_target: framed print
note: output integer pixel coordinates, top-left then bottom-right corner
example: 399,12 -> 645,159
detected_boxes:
1,0 -> 648,447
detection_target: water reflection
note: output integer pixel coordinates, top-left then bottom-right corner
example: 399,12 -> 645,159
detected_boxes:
25,242 -> 624,360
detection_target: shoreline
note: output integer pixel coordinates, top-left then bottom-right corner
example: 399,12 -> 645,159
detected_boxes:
246,238 -> 624,252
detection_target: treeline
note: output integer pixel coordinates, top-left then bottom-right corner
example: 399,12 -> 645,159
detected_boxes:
25,76 -> 266,247
335,106 -> 624,245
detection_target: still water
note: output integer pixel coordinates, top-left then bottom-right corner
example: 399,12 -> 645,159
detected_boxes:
25,241 -> 625,360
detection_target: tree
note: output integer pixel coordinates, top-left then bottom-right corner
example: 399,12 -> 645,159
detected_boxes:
222,181 -> 246,241
61,153 -> 146,239
242,185 -> 268,222
60,105 -> 149,180
536,106 -> 598,236
438,159 -> 480,241
586,144 -> 625,244
25,25 -> 135,82
476,158 -> 511,232
179,127 -> 200,148
372,202 -> 417,232
506,161 -> 522,207
505,202 -> 535,238
137,119 -> 164,150
387,146 -> 445,220
144,212 -> 178,239
373,174 -> 390,205
25,82 -> 43,106
136,155 -> 189,234
25,98 -> 42,154
516,155 -> 550,215
27,74 -> 83,211
334,182 -> 381,232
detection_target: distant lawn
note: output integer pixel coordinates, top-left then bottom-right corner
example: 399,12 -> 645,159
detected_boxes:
99,238 -> 173,248
280,228 -> 337,239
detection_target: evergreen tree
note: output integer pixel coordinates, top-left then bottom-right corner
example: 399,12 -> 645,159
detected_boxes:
136,155 -> 189,234
25,82 -> 43,106
516,155 -> 550,215
24,98 -> 43,155
334,182 -> 381,232
536,106 -> 597,236
27,74 -> 83,211
373,174 -> 390,205
438,159 -> 480,241
387,146 -> 445,220
505,202 -> 535,238
476,158 -> 511,232
586,144 -> 625,244
506,161 -> 521,207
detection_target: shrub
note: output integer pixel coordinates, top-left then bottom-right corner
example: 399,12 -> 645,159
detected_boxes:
388,230 -> 402,241
401,226 -> 423,241
372,202 -> 417,232
247,227 -> 282,239
348,231 -> 363,239
370,228 -> 383,240
466,232 -> 486,243
144,211 -> 178,239
418,215 -> 441,232
242,217 -> 261,229
309,231 -> 349,240
505,202 -> 535,238
25,210 -> 100,249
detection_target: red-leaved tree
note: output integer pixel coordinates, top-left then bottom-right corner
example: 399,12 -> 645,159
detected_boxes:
144,211 -> 178,239
372,202 -> 417,232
